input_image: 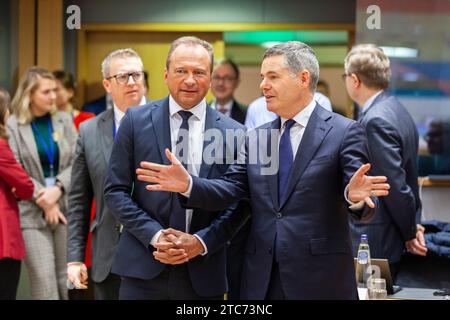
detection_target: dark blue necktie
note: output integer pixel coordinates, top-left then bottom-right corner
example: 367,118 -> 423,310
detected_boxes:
170,110 -> 193,232
278,119 -> 296,202
176,110 -> 193,169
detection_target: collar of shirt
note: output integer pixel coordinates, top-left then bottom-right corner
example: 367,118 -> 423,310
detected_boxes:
113,96 -> 147,130
280,97 -> 317,130
211,99 -> 233,115
113,105 -> 125,130
362,90 -> 383,114
169,95 -> 206,122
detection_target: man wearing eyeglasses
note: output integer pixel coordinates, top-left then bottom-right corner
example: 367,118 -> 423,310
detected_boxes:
67,48 -> 148,299
210,59 -> 247,124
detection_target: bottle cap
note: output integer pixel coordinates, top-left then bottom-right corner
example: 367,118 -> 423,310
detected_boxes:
361,234 -> 368,241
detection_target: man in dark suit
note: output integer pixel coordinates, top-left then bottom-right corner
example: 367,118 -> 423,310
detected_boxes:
104,37 -> 246,300
67,48 -> 147,299
136,41 -> 390,299
211,59 -> 247,124
211,58 -> 250,299
343,44 -> 427,279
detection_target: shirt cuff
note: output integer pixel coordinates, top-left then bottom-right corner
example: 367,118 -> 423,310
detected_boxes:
344,184 -> 365,211
180,174 -> 193,198
150,230 -> 163,248
193,234 -> 208,256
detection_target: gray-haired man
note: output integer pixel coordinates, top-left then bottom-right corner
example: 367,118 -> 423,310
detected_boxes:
67,48 -> 148,299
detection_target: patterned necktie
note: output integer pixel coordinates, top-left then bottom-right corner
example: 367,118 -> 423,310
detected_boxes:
278,119 -> 296,202
170,110 -> 193,232
175,110 -> 193,169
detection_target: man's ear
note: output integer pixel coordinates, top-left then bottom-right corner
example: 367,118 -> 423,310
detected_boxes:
164,68 -> 168,85
102,79 -> 111,93
351,73 -> 361,88
299,70 -> 310,89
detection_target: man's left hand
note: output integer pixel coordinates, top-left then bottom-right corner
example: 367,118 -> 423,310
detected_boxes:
348,163 -> 390,208
153,228 -> 205,264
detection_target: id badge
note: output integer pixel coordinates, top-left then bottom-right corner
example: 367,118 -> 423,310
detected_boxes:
45,177 -> 56,187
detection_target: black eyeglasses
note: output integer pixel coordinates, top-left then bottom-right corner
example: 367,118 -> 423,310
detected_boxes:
107,71 -> 144,85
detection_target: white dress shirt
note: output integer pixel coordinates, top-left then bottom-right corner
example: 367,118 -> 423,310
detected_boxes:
361,90 -> 383,114
151,95 -> 208,254
245,92 -> 332,130
279,98 -> 316,158
113,96 -> 147,132
210,99 -> 234,118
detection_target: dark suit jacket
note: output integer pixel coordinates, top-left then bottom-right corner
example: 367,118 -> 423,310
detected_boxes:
67,109 -> 121,283
350,92 -> 421,264
230,100 -> 247,125
104,97 -> 247,297
183,104 -> 375,299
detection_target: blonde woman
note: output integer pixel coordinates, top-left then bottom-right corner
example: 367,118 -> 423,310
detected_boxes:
7,67 -> 77,299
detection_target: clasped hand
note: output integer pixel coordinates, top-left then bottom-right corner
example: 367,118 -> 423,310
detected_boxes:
153,228 -> 204,265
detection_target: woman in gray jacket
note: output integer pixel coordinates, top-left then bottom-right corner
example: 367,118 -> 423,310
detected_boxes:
8,67 -> 77,299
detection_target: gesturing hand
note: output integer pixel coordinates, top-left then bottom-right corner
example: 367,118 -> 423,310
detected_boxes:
137,148 -> 190,193
348,163 -> 390,208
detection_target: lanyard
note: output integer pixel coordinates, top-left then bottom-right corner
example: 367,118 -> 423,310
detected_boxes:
31,117 -> 55,176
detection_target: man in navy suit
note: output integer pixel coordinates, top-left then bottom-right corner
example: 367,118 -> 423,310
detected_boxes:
343,44 -> 427,279
136,41 -> 390,299
104,36 -> 246,299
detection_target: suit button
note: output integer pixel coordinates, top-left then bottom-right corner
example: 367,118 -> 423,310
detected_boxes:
276,212 -> 282,219
268,247 -> 273,254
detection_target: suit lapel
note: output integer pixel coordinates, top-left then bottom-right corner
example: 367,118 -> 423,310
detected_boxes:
279,105 -> 332,209
98,109 -> 114,166
199,106 -> 221,178
151,97 -> 172,165
266,118 -> 281,210
18,122 -> 44,182
51,113 -> 67,170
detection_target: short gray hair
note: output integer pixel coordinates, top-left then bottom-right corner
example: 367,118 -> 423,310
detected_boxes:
166,36 -> 214,73
101,48 -> 143,79
263,41 -> 319,92
344,44 -> 391,89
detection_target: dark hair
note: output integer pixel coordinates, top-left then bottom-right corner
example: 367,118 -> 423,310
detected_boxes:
0,87 -> 10,139
216,59 -> 240,79
53,70 -> 77,107
53,70 -> 75,91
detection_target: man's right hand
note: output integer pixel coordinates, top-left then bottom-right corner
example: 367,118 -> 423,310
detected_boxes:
67,262 -> 88,289
153,231 -> 188,265
136,148 -> 190,193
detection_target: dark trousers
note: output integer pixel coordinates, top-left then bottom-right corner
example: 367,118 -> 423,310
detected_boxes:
94,273 -> 121,300
119,264 -> 223,300
0,258 -> 21,300
226,218 -> 251,300
265,259 -> 285,300
389,261 -> 401,283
